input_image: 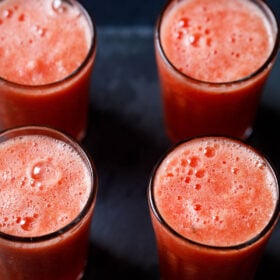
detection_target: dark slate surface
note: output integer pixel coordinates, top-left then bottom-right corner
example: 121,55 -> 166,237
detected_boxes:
80,0 -> 280,27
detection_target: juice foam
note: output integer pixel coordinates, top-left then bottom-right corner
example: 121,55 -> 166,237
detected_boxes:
0,0 -> 91,85
0,135 -> 91,237
160,0 -> 274,82
154,137 -> 278,246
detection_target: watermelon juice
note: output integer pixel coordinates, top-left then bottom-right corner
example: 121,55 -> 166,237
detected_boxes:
148,136 -> 280,280
0,0 -> 96,140
0,126 -> 98,280
155,0 -> 279,143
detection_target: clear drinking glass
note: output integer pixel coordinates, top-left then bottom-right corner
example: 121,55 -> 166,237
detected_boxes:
155,0 -> 279,143
148,135 -> 280,280
0,125 -> 98,280
0,0 -> 97,141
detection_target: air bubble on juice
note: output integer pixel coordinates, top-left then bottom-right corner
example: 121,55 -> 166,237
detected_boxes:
166,172 -> 174,177
18,13 -> 25,22
176,30 -> 184,40
46,203 -> 52,208
188,156 -> 200,168
185,176 -> 191,184
29,159 -> 61,189
204,146 -> 216,158
231,52 -> 240,59
180,158 -> 188,167
188,33 -> 201,47
212,215 -> 219,222
255,160 -> 266,171
52,0 -> 68,13
34,25 -> 47,37
206,37 -> 212,47
51,0 -> 73,16
188,169 -> 193,175
231,167 -> 239,175
178,17 -> 190,28
195,169 -> 205,178
20,216 -> 36,231
19,176 -> 28,188
3,9 -> 13,18
193,204 -> 202,211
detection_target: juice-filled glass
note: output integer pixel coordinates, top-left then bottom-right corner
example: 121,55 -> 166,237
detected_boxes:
0,126 -> 98,280
148,136 -> 280,280
155,0 -> 279,143
0,0 -> 97,141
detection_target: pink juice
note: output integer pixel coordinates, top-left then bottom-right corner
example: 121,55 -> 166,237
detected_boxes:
0,0 -> 91,85
149,136 -> 280,280
0,0 -> 96,140
161,0 -> 273,83
155,0 -> 279,142
0,126 -> 97,280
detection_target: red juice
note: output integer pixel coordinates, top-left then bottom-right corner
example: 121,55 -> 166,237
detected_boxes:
0,0 -> 96,140
155,0 -> 279,142
148,136 -> 280,280
0,126 -> 98,280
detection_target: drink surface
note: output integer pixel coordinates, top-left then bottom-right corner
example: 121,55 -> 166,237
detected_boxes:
153,137 -> 278,246
0,134 -> 91,237
160,0 -> 274,82
0,0 -> 91,85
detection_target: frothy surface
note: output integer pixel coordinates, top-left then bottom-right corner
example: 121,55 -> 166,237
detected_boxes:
0,0 -> 91,85
154,137 -> 278,246
160,0 -> 274,82
0,135 -> 91,237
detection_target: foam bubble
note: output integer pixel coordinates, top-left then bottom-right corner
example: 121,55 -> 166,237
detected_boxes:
195,169 -> 205,178
193,204 -> 202,211
18,13 -> 25,22
18,214 -> 39,231
178,17 -> 190,28
52,0 -> 67,13
28,159 -> 61,190
34,25 -> 47,37
3,9 -> 13,18
188,156 -> 200,168
204,146 -> 216,158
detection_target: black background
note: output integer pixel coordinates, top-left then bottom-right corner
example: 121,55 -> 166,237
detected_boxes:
80,0 -> 280,26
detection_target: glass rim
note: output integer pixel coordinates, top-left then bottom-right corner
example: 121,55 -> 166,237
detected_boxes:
155,0 -> 280,86
148,135 -> 280,251
0,0 -> 97,89
0,125 -> 98,243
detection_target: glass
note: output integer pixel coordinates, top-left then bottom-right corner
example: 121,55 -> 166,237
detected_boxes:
155,0 -> 279,143
0,0 -> 97,141
0,125 -> 98,280
148,136 -> 280,280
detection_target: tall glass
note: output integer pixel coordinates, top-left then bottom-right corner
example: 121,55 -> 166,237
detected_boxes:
0,0 -> 97,141
148,136 -> 280,280
0,126 -> 98,280
155,0 -> 279,143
